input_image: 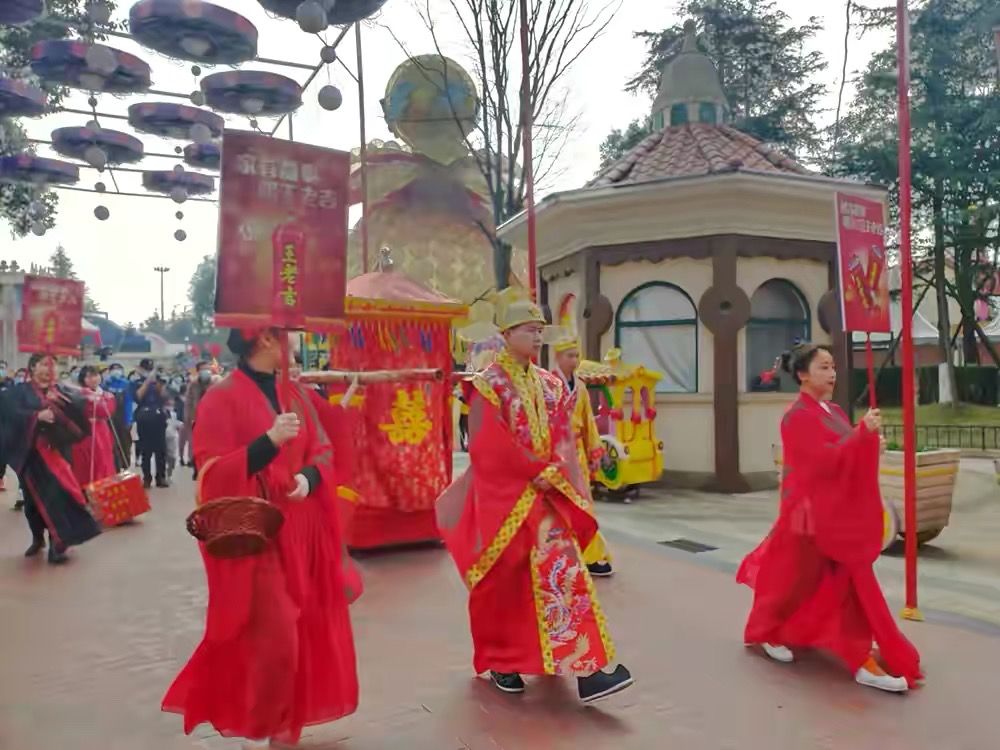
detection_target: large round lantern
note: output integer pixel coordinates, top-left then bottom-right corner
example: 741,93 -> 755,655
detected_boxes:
128,101 -> 224,140
257,0 -> 389,25
0,154 -> 80,185
0,76 -> 47,117
129,0 -> 259,65
142,169 -> 215,196
200,70 -> 302,115
0,0 -> 44,25
51,126 -> 144,165
183,141 -> 220,170
30,41 -> 151,94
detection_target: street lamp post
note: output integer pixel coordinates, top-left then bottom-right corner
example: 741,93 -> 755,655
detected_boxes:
153,266 -> 170,324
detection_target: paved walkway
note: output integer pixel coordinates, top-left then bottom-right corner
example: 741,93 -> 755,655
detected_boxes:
595,457 -> 1000,629
1,474 -> 998,749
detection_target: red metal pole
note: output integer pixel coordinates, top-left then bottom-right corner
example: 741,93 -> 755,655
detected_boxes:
356,22 -> 370,274
865,333 -> 877,410
896,0 -> 922,621
518,0 -> 537,300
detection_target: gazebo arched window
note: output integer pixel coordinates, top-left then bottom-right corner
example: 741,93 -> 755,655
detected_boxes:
746,279 -> 810,392
615,282 -> 697,393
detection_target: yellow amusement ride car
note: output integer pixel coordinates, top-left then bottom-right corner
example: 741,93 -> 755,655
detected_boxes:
578,349 -> 665,501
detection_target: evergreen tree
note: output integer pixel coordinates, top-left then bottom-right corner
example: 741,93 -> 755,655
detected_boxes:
49,244 -> 76,278
599,0 -> 827,170
835,0 -> 1000,375
598,118 -> 654,170
0,2 -> 122,236
188,255 -> 216,334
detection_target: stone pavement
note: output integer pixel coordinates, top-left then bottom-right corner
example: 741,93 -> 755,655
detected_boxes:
595,457 -> 1000,629
1,473 -> 999,750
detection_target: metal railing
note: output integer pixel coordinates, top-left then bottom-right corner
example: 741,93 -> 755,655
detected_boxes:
882,424 -> 1000,451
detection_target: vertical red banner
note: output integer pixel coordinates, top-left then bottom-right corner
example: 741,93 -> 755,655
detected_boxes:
216,130 -> 349,329
835,192 -> 892,334
16,275 -> 84,356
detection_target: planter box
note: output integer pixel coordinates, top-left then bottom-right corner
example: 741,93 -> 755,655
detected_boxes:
879,449 -> 960,545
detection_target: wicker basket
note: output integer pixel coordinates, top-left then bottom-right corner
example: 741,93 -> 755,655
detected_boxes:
186,497 -> 284,559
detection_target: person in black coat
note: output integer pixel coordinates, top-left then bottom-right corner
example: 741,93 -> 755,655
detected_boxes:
5,353 -> 101,564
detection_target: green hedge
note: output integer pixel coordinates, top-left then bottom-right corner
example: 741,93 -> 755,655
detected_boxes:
851,366 -> 999,406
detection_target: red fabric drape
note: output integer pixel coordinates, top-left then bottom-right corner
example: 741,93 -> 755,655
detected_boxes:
326,318 -> 453,513
737,393 -> 922,684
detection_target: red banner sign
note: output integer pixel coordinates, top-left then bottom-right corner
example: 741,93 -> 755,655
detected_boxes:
835,192 -> 891,333
216,131 -> 349,329
16,275 -> 84,356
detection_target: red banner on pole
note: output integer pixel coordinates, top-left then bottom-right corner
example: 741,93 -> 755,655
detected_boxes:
16,275 -> 84,356
215,131 -> 349,329
835,192 -> 891,334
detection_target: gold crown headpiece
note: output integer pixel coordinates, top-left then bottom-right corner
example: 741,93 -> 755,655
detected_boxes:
493,285 -> 545,332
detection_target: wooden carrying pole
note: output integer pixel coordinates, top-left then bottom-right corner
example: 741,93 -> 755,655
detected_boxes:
298,368 -> 443,385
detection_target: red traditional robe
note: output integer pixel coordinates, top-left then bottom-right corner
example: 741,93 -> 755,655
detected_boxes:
162,370 -> 362,745
737,393 -> 922,684
437,349 -> 616,677
71,388 -> 118,486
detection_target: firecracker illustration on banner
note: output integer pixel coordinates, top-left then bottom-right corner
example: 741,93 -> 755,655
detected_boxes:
835,192 -> 891,334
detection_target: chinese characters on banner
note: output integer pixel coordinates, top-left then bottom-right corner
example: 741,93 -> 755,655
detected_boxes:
16,275 -> 85,356
215,131 -> 349,328
835,192 -> 891,333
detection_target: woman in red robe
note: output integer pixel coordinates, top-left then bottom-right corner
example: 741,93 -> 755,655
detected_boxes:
737,343 -> 922,692
71,365 -> 119,487
162,328 -> 362,748
437,288 -> 633,704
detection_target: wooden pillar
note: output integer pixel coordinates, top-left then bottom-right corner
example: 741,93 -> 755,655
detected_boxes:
698,237 -> 751,493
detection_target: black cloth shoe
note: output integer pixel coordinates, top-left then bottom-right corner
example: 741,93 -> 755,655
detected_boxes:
156,478 -> 170,488
143,478 -> 152,489
24,536 -> 45,557
578,665 -> 634,703
490,671 -> 525,694
587,561 -> 614,577
13,499 -> 24,511
47,546 -> 69,565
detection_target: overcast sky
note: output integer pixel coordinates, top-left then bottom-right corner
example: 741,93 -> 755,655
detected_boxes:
3,0 -> 891,325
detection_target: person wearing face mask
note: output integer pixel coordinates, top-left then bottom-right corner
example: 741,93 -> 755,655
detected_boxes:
183,361 -> 214,479
102,364 -> 134,472
436,287 -> 633,704
162,327 -> 362,747
132,358 -> 169,489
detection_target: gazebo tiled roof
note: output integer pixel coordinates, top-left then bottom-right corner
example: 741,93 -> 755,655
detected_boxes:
588,123 -> 812,188
588,19 -> 811,189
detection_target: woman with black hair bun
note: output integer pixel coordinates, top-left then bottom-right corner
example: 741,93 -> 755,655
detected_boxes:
71,365 -> 119,488
737,343 -> 923,693
4,353 -> 101,564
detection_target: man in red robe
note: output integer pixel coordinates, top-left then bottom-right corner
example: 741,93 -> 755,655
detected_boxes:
437,288 -> 633,703
162,328 -> 362,748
